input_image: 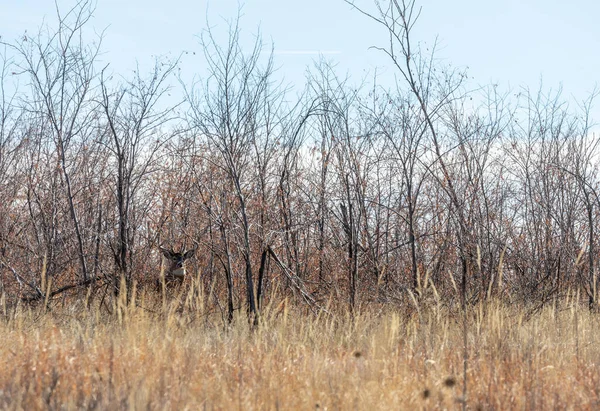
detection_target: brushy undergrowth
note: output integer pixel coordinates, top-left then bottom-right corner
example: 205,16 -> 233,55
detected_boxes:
0,292 -> 599,410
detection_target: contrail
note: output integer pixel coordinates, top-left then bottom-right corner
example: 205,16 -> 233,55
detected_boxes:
274,50 -> 342,55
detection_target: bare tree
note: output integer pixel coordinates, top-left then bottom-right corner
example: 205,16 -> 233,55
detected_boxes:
98,58 -> 180,294
345,0 -> 473,306
186,15 -> 278,320
3,0 -> 102,283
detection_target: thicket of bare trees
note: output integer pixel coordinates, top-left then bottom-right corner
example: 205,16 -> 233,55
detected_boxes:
0,0 -> 598,317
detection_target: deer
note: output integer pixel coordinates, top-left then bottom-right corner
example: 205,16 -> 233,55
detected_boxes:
159,246 -> 196,284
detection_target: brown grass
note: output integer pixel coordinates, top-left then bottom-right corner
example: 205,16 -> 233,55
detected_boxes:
0,293 -> 598,410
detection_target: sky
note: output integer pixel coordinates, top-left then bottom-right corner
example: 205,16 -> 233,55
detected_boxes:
2,0 -> 600,121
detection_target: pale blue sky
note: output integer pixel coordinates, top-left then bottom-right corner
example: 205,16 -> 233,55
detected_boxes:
2,0 -> 600,120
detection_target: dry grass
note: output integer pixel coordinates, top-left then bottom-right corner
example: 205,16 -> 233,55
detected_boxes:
0,293 -> 599,410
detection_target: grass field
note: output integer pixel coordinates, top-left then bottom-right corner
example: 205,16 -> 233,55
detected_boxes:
0,292 -> 598,410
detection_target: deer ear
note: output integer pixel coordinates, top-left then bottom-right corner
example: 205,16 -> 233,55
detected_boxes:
159,247 -> 174,259
183,248 -> 196,259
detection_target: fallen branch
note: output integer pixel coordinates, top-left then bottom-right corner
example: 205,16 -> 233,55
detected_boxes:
0,259 -> 43,299
21,276 -> 107,303
266,245 -> 327,315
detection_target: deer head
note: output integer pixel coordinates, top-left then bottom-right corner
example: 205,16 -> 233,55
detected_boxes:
159,246 -> 196,281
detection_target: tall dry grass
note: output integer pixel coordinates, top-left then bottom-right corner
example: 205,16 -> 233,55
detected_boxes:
0,290 -> 598,410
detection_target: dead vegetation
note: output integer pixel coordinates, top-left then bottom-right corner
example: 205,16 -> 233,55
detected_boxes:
0,293 -> 598,410
1,1 -> 600,409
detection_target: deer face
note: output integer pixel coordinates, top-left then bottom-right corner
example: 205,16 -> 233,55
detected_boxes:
159,247 -> 196,280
